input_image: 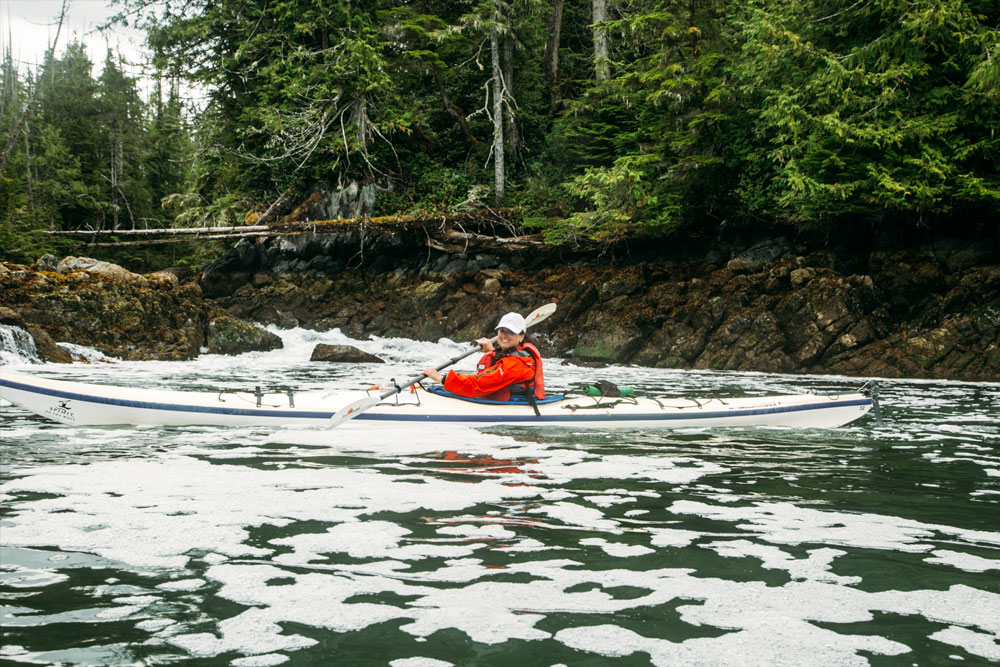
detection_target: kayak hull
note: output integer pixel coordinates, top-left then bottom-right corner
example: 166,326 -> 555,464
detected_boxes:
0,371 -> 873,429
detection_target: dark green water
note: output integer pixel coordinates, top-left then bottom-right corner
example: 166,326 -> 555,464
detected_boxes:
1,336 -> 998,666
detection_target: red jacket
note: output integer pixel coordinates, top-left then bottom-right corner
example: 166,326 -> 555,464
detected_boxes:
443,342 -> 545,401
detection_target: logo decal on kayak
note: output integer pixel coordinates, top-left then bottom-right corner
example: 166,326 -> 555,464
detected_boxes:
45,400 -> 76,422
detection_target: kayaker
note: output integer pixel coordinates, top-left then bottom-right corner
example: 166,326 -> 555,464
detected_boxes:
422,311 -> 545,401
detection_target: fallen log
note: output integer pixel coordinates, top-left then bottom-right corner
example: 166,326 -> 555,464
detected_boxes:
46,225 -> 270,237
45,209 -> 516,239
41,209 -> 561,252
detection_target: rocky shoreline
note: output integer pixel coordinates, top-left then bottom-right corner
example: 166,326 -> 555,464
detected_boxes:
2,231 -> 998,381
1,256 -> 281,362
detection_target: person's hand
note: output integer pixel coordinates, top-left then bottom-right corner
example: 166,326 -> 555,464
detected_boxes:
477,338 -> 494,353
422,368 -> 444,383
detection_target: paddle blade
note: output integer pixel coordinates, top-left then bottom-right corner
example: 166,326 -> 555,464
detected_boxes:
329,395 -> 381,427
525,302 -> 557,329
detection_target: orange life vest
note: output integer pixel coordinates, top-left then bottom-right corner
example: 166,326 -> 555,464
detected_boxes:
476,341 -> 545,401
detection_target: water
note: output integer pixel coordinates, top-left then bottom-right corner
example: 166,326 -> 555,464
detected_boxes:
1,327 -> 998,666
0,325 -> 41,366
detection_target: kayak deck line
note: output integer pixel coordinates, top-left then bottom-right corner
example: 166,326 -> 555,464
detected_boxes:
0,370 -> 876,429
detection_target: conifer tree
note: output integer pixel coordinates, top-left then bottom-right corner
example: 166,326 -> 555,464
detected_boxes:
98,52 -> 151,229
35,42 -> 103,230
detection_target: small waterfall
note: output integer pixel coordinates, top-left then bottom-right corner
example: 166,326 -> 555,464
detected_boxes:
0,324 -> 42,365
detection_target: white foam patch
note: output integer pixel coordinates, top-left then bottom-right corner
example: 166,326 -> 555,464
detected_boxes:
169,605 -> 317,657
111,594 -> 158,606
271,521 -> 478,565
96,605 -> 145,620
178,555 -> 998,663
925,550 -> 1000,572
669,500 -> 1000,552
156,578 -> 207,591
929,626 -> 1000,660
530,454 -> 727,486
231,653 -> 290,666
542,570 -> 1000,662
583,494 -> 637,508
167,563 -> 420,654
579,538 -> 654,558
136,618 -> 175,632
56,342 -> 116,363
647,528 -> 701,548
704,540 -> 860,584
528,501 -> 620,533
0,567 -> 69,588
1,457 -> 542,569
390,658 -> 454,667
500,538 -> 559,553
398,578 -> 611,644
555,622 -> 907,665
436,524 -> 517,540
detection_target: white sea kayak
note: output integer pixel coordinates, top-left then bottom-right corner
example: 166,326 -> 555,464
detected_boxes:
0,370 -> 877,429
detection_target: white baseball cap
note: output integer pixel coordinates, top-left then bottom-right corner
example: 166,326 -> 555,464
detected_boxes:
495,312 -> 526,334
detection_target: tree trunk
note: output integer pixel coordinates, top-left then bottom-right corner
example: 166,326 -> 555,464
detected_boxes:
24,126 -> 35,225
433,67 -> 476,146
503,34 -> 521,162
593,0 -> 610,81
543,0 -> 565,117
258,189 -> 294,225
110,134 -> 122,230
491,27 -> 505,205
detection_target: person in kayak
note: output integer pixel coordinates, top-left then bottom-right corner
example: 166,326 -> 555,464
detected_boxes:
422,311 -> 545,401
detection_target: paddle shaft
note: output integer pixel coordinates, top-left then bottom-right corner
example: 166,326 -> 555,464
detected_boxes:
378,302 -> 556,401
379,340 -> 492,401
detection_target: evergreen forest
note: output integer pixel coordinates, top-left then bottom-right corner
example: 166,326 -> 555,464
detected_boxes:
1,0 -> 998,268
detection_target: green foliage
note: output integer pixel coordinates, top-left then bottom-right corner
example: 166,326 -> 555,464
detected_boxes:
3,0 -> 998,269
557,153 -> 680,241
143,0 -> 409,198
146,79 -> 193,214
730,0 -> 1000,223
379,155 -> 479,214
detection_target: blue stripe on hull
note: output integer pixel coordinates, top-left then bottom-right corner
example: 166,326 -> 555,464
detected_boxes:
0,377 -> 334,420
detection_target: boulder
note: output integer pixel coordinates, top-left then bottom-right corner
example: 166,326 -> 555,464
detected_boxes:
205,314 -> 283,355
56,256 -> 147,285
310,344 -> 384,363
34,254 -> 59,272
571,299 -> 645,364
1,260 -> 207,361
726,257 -> 763,275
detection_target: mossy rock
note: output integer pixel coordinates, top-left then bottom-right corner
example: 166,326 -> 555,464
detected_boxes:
205,315 -> 283,355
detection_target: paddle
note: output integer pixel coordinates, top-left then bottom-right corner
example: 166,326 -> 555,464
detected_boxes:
329,302 -> 557,427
